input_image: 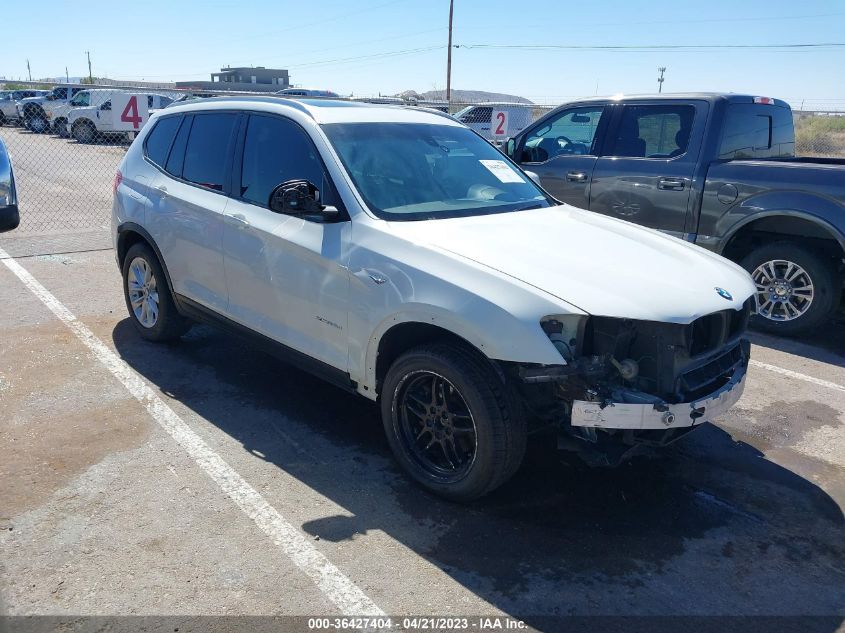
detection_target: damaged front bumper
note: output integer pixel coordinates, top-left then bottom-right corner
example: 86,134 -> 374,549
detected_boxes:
570,361 -> 747,430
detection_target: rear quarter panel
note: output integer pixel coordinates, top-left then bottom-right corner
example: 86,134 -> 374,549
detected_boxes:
698,160 -> 845,252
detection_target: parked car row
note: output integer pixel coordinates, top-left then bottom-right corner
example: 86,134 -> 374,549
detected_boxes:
0,85 -> 173,143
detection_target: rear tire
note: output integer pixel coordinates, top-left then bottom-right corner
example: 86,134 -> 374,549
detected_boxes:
122,242 -> 190,342
740,241 -> 840,336
381,343 -> 527,502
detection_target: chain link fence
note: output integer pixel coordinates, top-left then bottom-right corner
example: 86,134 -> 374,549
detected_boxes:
0,82 -> 843,255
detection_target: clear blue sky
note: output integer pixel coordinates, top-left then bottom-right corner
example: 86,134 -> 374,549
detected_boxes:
3,0 -> 844,109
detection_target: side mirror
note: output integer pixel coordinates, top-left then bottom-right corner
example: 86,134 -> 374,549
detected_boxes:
524,170 -> 542,187
268,180 -> 339,220
505,138 -> 515,158
100,102 -> 111,111
0,143 -> 20,233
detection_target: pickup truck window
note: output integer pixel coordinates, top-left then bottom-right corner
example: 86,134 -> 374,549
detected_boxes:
609,105 -> 695,158
323,122 -> 551,220
459,107 -> 493,124
719,103 -> 795,159
522,106 -> 603,162
70,93 -> 90,107
53,88 -> 67,100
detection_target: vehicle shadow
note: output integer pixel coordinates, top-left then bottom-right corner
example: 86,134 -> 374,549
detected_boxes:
748,315 -> 845,366
112,320 -> 845,631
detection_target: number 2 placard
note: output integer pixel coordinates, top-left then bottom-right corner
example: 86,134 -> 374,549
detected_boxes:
491,110 -> 508,137
111,93 -> 150,131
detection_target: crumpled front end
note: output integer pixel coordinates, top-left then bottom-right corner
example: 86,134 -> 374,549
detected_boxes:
509,299 -> 753,464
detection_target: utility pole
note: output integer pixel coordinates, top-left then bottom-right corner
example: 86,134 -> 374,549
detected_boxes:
65,67 -> 69,83
657,66 -> 666,93
86,51 -> 92,84
446,0 -> 454,105
26,59 -> 32,81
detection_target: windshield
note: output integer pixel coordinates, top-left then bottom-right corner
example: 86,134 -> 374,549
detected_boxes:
322,123 -> 551,221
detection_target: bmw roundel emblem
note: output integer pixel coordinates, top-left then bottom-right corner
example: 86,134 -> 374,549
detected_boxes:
715,287 -> 733,301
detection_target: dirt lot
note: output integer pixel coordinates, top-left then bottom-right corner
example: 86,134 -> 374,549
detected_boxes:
0,125 -> 843,632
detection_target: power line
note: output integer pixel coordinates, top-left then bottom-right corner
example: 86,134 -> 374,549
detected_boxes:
507,11 -> 845,31
286,45 -> 445,70
458,43 -> 845,51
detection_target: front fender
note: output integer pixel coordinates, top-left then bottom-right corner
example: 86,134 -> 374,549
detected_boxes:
359,304 -> 570,399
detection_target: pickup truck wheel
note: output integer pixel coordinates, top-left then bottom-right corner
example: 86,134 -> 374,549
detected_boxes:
122,243 -> 190,342
72,120 -> 96,144
381,344 -> 527,502
26,111 -> 49,133
740,242 -> 840,336
0,112 -> 6,126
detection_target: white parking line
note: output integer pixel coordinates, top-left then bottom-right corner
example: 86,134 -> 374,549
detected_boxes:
749,359 -> 845,393
0,248 -> 385,617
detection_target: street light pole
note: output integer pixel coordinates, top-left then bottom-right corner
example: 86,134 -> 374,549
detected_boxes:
446,0 -> 454,105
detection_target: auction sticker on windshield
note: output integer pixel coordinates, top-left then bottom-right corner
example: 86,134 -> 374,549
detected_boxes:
479,159 -> 525,184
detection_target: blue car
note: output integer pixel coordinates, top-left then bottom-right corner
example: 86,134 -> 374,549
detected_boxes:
0,138 -> 19,233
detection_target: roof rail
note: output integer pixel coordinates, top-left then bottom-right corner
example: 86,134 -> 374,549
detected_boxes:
400,105 -> 454,121
177,95 -> 317,119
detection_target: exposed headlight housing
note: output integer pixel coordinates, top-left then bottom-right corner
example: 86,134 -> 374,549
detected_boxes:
540,314 -> 586,362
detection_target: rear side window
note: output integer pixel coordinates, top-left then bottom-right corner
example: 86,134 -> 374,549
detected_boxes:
240,114 -> 325,206
165,116 -> 192,178
182,113 -> 239,192
609,105 -> 696,158
719,104 -> 795,159
144,116 -> 182,168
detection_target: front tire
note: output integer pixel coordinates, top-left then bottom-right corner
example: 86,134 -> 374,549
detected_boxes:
740,241 -> 841,336
122,243 -> 190,342
73,120 -> 97,143
26,110 -> 49,133
381,344 -> 526,502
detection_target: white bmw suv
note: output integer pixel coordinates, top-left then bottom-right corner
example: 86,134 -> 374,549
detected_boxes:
112,97 -> 754,501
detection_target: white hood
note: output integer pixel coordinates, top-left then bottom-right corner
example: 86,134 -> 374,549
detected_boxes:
388,205 -> 755,324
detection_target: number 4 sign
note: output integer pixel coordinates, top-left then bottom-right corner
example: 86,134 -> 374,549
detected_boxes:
491,109 -> 509,137
111,93 -> 150,131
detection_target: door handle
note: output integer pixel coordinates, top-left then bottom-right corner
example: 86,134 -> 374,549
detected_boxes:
154,185 -> 168,198
566,171 -> 588,182
658,178 -> 685,191
227,213 -> 250,228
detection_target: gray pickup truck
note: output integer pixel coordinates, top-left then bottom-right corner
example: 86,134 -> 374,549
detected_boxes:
505,93 -> 845,336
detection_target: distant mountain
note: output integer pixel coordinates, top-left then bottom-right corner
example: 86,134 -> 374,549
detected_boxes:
418,89 -> 533,104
